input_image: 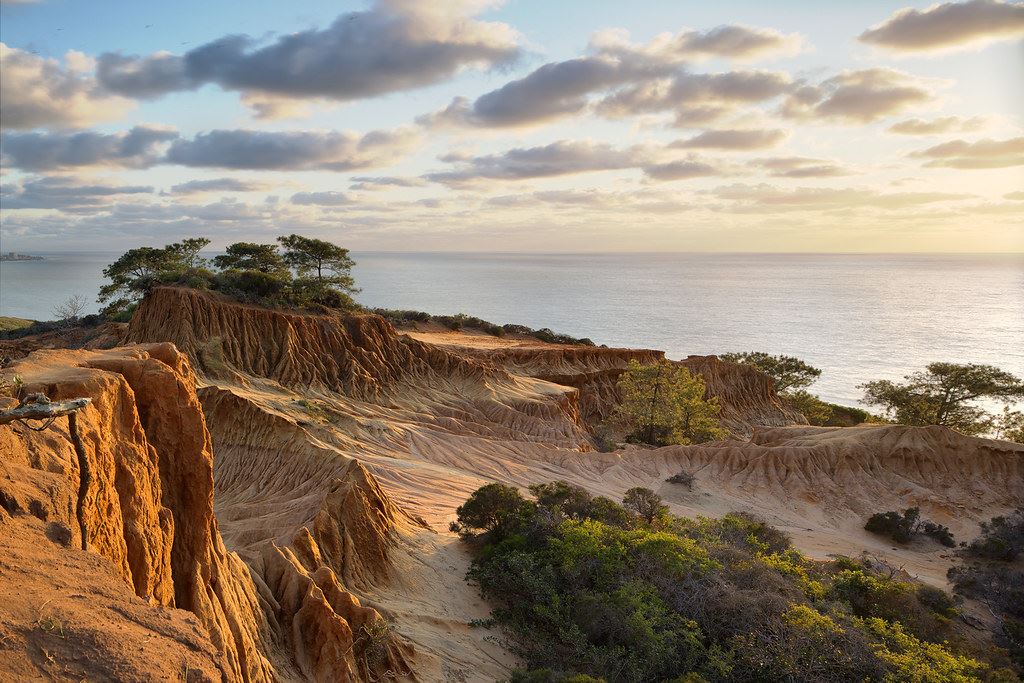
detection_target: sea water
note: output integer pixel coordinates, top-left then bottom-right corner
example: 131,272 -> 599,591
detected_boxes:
2,251 -> 1021,407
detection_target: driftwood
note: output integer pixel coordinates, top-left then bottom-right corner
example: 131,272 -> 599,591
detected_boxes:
0,393 -> 91,426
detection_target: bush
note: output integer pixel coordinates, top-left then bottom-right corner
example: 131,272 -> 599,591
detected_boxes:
456,481 -> 1002,682
864,507 -> 954,547
963,509 -> 1024,561
622,487 -> 666,524
451,483 -> 535,538
213,269 -> 289,302
665,471 -> 696,490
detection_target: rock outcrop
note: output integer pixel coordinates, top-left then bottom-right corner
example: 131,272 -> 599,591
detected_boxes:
0,344 -> 413,682
414,332 -> 804,436
1,345 -> 275,681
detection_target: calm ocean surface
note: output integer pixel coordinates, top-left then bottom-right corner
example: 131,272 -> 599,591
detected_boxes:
2,251 -> 1022,407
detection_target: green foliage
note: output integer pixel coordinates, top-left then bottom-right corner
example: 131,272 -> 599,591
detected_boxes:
277,233 -> 358,294
783,389 -> 835,425
829,569 -> 955,643
665,470 -> 696,491
613,360 -> 728,446
98,235 -> 361,316
859,362 -> 1024,436
212,242 -> 287,274
864,508 -> 955,547
451,483 -> 535,537
861,617 -> 989,682
621,488 -> 666,524
962,510 -> 1024,562
993,407 -> 1024,444
721,351 -> 822,393
456,481 -> 999,682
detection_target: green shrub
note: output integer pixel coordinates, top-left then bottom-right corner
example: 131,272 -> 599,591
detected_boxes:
865,507 -> 954,547
456,482 -> 1003,682
665,471 -> 696,491
963,509 -> 1024,561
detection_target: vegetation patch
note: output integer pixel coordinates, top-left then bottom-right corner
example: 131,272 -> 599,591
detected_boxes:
612,359 -> 727,446
372,308 -> 595,346
864,507 -> 955,547
948,510 -> 1024,669
98,235 -> 359,318
454,482 -> 1010,682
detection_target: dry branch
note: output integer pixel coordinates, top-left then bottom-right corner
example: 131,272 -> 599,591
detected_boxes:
0,394 -> 91,425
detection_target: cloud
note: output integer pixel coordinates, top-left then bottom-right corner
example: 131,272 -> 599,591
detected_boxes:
910,136 -> 1024,168
888,115 -> 988,135
291,191 -> 357,206
671,128 -> 787,150
780,68 -> 934,123
169,178 -> 265,194
486,188 -> 698,214
349,175 -> 428,191
0,43 -> 133,130
1,176 -> 153,212
595,70 -> 793,125
1005,191 -> 1024,200
422,57 -> 668,128
2,125 -> 419,172
424,140 -> 651,185
642,159 -> 720,180
750,156 -> 852,178
859,0 -> 1024,53
164,126 -> 420,171
421,23 -> 799,129
96,0 -> 520,110
0,126 -> 178,170
710,183 -> 972,209
591,24 -> 803,62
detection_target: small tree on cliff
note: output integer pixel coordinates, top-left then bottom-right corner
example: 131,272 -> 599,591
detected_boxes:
860,362 -> 1024,436
98,237 -> 210,317
721,351 -> 822,393
277,234 -> 358,292
613,359 -> 727,446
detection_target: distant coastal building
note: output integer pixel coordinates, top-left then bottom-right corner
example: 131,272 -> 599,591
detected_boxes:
0,252 -> 44,261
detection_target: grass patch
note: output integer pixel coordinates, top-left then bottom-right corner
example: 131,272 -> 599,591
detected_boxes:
0,316 -> 34,332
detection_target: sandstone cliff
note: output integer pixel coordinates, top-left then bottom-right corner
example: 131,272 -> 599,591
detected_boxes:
0,345 -> 412,682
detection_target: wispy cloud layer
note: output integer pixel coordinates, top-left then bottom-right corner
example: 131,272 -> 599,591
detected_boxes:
911,137 -> 1024,168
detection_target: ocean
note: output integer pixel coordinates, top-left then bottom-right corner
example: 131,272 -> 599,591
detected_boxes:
2,251 -> 1022,407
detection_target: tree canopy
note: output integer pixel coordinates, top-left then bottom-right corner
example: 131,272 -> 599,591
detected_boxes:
212,242 -> 287,274
721,351 -> 822,393
613,359 -> 727,446
277,234 -> 358,294
98,234 -> 359,317
98,238 -> 211,315
860,362 -> 1024,436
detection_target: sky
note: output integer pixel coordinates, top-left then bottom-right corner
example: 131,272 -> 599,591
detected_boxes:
0,0 -> 1022,253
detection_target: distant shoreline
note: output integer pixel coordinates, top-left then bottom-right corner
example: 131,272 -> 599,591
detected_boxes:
0,253 -> 44,262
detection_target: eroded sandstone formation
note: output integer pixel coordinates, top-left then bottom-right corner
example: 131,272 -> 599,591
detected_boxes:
3,287 -> 1022,681
0,345 -> 410,682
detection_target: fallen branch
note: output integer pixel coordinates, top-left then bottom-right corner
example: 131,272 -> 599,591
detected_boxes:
0,394 -> 91,426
